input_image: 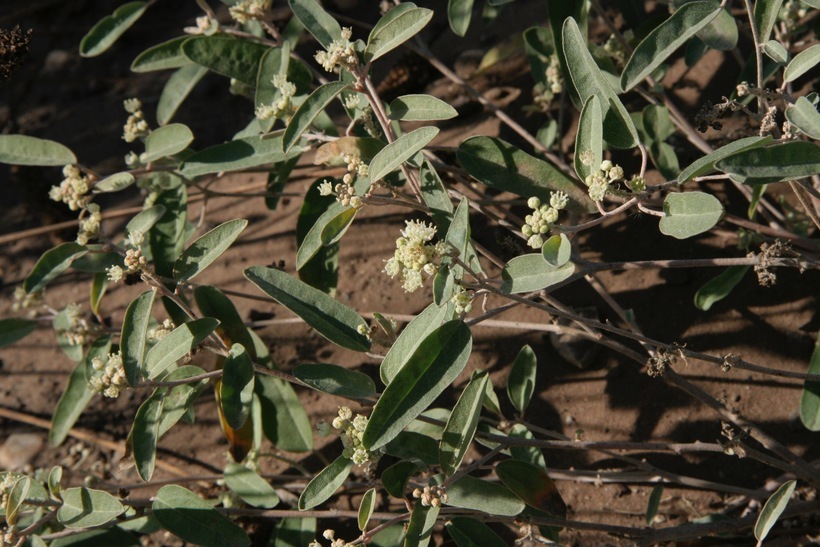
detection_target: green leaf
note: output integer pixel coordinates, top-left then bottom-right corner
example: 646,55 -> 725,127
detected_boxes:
296,191 -> 345,271
271,517 -> 316,547
53,307 -> 83,361
50,529 -> 140,547
754,0 -> 784,43
786,96 -> 820,140
288,0 -> 342,49
143,123 -> 194,163
677,136 -> 772,183
0,472 -> 49,520
5,477 -> 30,526
541,233 -> 571,268
650,141 -> 681,181
295,179 -> 340,294
244,266 -> 370,351
754,480 -> 797,542
405,502 -> 439,547
364,320 -> 472,450
448,0 -> 475,37
126,205 -> 167,235
294,363 -> 376,399
696,7 -> 738,51
149,185 -> 187,279
574,95 -> 603,181
0,318 -> 36,348
716,141 -> 820,183
368,126 -> 439,182
388,94 -> 458,121
501,254 -> 574,294
255,45 -> 313,132
358,488 -> 377,531
181,35 -> 268,86
79,2 -> 147,57
157,365 -> 210,437
283,81 -> 349,154
496,459 -> 566,517
24,243 -> 87,294
173,219 -> 247,282
381,302 -> 455,384
131,391 -> 164,481
220,344 -> 255,430
157,64 -> 208,125
0,134 -> 76,166
256,375 -> 313,452
48,466 -> 63,501
800,331 -> 820,431
421,161 -> 456,230
225,463 -> 279,509
57,487 -> 125,528
694,266 -> 749,311
784,44 -> 820,82
298,456 -> 354,510
385,431 -> 440,465
643,105 -> 676,141
194,285 -> 255,353
121,289 -> 156,386
446,517 -> 507,547
144,318 -> 220,379
446,474 -> 525,516
440,371 -> 489,475
181,133 -> 298,177
366,5 -> 434,62
382,460 -> 422,498
658,191 -> 723,239
131,36 -> 190,72
94,172 -> 135,193
763,40 -> 790,64
646,484 -> 663,525
562,18 -> 638,148
458,136 -> 595,213
508,424 -> 546,470
49,337 -> 111,446
621,2 -> 719,92
153,485 -> 250,547
507,345 -> 537,414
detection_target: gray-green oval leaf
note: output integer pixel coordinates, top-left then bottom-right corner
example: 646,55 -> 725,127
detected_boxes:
288,0 -> 342,49
157,64 -> 208,125
131,391 -> 164,481
363,320 -> 472,450
153,484 -> 250,547
131,36 -> 190,72
754,480 -> 796,542
501,254 -> 575,294
365,6 -> 433,62
763,40 -> 790,64
94,172 -> 135,193
0,318 -> 36,348
145,318 -> 220,379
244,266 -> 370,352
358,488 -> 377,531
294,363 -> 376,399
368,126 -> 439,182
785,96 -> 820,140
181,133 -> 296,177
173,219 -> 247,282
677,136 -> 772,183
715,141 -> 820,183
694,265 -> 748,311
181,35 -> 268,86
658,191 -> 723,239
143,123 -> 194,163
388,94 -> 458,121
440,371 -> 489,476
507,345 -> 537,414
298,456 -> 354,510
121,289 -> 156,386
800,332 -> 820,431
224,463 -> 279,509
541,233 -> 571,268
448,0 -> 475,37
283,81 -> 348,154
0,135 -> 76,166
446,474 -> 524,516
496,459 -> 566,517
574,95 -> 603,181
446,517 -> 507,547
221,344 -> 255,430
784,44 -> 820,83
24,243 -> 88,294
621,2 -> 719,92
79,2 -> 147,58
381,302 -> 455,385
256,375 -> 314,452
57,487 -> 124,528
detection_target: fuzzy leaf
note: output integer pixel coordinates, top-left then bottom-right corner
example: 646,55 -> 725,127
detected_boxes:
405,502 -> 439,547
574,95 -> 603,181
131,36 -> 190,72
448,0 -> 475,37
677,136 -> 772,183
144,318 -> 220,379
541,234 -> 571,268
446,475 -> 525,516
173,219 -> 247,282
358,488 -> 377,531
143,123 -> 194,163
754,0 -> 784,43
126,205 -> 167,235
446,517 -> 507,547
440,371 -> 489,475
365,5 -> 433,62
381,302 -> 455,384
369,126 -> 439,182
646,484 -> 664,525
256,375 -> 313,452
220,344 -> 255,430
458,136 -> 595,212
24,243 -> 87,294
79,2 -> 147,57
696,6 -> 737,51
0,135 -> 76,166
121,289 -> 156,386
388,94 -> 458,121
57,487 -> 125,528
784,45 -> 819,83
658,191 -> 723,239
694,266 -> 749,311
283,81 -> 348,153
0,318 -> 36,348
288,0 -> 342,48
716,141 -> 820,183
507,345 -> 537,414
501,254 -> 574,294
224,463 -> 279,509
157,365 -> 210,437
800,332 -> 820,431
181,35 -> 268,86
131,391 -> 164,481
153,485 -> 250,547
194,285 -> 255,353
157,64 -> 208,125
754,480 -> 796,542
181,134 -> 298,177
294,364 -> 376,399
496,459 -> 566,517
245,266 -> 370,352
273,517 -> 317,547
785,96 -> 820,140
364,321 -> 472,450
562,18 -> 637,148
298,456 -> 354,510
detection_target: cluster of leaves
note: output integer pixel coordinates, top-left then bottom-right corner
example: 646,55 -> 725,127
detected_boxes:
0,0 -> 819,545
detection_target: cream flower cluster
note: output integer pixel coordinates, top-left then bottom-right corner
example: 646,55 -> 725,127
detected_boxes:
228,0 -> 270,23
583,159 -> 624,202
532,54 -> 563,110
76,203 -> 102,245
308,529 -> 349,547
255,74 -> 297,121
59,303 -> 100,347
318,153 -> 369,209
413,484 -> 448,507
89,351 -> 127,398
148,319 -> 175,342
11,286 -> 43,316
122,98 -> 149,143
314,27 -> 357,73
331,406 -> 380,465
49,164 -> 92,211
106,230 -> 147,283
522,193 -> 569,248
451,284 -> 473,315
384,220 -> 445,293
